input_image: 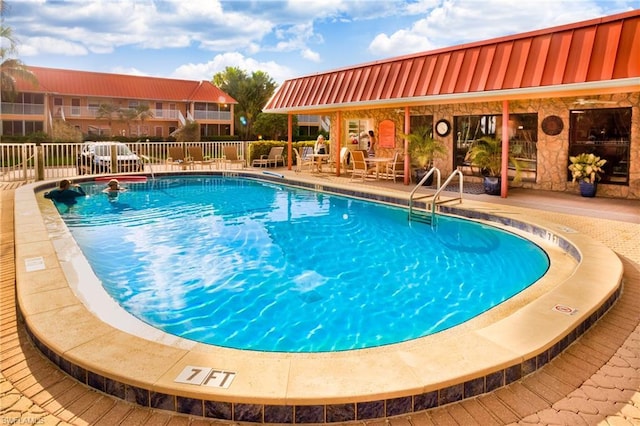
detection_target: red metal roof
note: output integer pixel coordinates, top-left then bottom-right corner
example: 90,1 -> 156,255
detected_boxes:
17,67 -> 237,104
265,10 -> 640,112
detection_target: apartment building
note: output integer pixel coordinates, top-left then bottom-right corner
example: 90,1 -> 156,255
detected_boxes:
2,66 -> 237,140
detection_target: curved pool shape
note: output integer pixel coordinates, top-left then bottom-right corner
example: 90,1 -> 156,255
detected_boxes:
53,176 -> 549,352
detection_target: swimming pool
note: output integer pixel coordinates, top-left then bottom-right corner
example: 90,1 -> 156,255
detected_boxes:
53,176 -> 549,352
17,172 -> 622,423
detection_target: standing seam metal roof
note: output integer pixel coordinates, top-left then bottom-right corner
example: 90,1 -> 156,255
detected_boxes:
265,10 -> 640,112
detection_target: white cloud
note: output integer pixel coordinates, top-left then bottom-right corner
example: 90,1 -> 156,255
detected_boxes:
369,30 -> 435,57
301,48 -> 321,63
171,52 -> 295,84
368,0 -> 621,57
20,36 -> 89,56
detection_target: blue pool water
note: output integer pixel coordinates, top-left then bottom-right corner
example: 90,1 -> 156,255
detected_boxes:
52,176 -> 549,353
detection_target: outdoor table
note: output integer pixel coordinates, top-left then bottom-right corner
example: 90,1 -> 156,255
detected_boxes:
365,157 -> 393,179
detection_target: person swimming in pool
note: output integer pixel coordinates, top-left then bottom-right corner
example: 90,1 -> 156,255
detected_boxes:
103,179 -> 126,198
44,179 -> 86,205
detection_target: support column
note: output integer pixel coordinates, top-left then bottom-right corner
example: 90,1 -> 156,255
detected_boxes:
404,106 -> 410,185
501,100 -> 509,198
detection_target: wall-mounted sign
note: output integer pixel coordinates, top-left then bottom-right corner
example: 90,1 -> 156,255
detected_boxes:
542,115 -> 564,136
174,366 -> 236,389
378,120 -> 396,148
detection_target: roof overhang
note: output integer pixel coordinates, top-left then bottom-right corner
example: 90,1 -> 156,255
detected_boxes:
264,77 -> 640,114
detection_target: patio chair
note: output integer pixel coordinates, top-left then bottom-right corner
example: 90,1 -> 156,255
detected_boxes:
349,150 -> 374,182
293,147 -> 314,173
252,146 -> 284,168
385,151 -> 407,182
187,146 -> 216,169
167,146 -> 193,170
222,146 -> 245,169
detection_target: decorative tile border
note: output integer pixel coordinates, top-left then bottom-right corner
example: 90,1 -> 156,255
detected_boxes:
23,286 -> 619,423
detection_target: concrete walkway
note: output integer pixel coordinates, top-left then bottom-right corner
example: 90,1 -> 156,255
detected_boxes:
2,178 -> 640,425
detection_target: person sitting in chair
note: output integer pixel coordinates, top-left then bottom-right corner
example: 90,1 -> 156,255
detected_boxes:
314,135 -> 327,154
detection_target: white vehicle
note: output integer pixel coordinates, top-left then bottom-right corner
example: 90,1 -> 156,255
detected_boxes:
77,142 -> 143,175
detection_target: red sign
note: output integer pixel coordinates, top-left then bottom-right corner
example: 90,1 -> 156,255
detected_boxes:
378,120 -> 395,148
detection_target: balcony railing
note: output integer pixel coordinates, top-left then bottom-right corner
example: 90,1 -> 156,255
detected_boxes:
193,111 -> 232,121
2,104 -> 235,124
1,103 -> 45,115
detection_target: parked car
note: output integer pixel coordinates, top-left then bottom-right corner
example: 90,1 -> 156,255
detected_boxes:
77,142 -> 144,175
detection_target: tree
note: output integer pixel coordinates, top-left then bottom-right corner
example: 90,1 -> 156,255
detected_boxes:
1,1 -> 38,100
118,104 -> 154,136
96,103 -> 121,133
175,120 -> 200,142
213,67 -> 277,140
253,112 -> 298,140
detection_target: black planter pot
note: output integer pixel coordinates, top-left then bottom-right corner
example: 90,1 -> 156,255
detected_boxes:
483,176 -> 501,195
579,181 -> 597,197
415,168 -> 434,186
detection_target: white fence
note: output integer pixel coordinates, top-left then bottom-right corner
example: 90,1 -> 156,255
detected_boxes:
0,141 -> 247,183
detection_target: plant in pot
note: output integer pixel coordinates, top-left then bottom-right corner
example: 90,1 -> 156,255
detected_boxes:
468,136 -> 521,195
568,152 -> 606,197
405,126 -> 447,185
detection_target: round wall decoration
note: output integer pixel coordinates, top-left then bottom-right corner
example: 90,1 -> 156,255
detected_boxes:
435,119 -> 451,137
542,115 -> 564,136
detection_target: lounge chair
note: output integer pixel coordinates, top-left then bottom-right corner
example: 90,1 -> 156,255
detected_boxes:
222,146 -> 245,169
188,146 -> 216,169
349,150 -> 374,182
167,146 -> 193,170
293,147 -> 314,173
252,146 -> 284,168
385,151 -> 407,182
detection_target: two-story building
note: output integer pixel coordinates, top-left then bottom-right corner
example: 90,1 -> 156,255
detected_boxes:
2,67 -> 237,140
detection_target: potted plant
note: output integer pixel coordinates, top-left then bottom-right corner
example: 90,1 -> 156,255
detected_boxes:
468,136 -> 521,195
568,152 -> 606,197
405,126 -> 447,185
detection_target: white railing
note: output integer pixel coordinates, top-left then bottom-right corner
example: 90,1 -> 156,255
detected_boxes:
0,141 -> 247,183
1,103 -> 45,115
193,111 -> 232,121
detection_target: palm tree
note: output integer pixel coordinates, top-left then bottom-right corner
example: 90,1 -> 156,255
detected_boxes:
1,6 -> 38,100
96,103 -> 121,132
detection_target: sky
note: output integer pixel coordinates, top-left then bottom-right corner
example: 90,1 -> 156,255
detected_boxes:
3,0 -> 640,85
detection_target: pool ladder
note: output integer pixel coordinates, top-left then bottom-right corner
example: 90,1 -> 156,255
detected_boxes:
408,168 -> 464,225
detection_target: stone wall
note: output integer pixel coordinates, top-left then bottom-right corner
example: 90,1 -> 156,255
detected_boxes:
327,92 -> 639,199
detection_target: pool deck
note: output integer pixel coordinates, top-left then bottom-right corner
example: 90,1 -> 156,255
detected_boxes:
2,169 -> 640,425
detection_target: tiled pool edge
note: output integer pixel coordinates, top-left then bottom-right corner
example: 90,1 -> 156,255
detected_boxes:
15,173 -> 622,424
21,288 -> 620,423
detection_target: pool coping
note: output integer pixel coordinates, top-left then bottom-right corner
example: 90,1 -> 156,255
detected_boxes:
14,171 -> 623,423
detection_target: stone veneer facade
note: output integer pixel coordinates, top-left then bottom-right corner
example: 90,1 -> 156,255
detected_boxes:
327,92 -> 640,199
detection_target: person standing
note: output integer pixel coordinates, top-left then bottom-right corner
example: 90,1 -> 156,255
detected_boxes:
367,130 -> 376,157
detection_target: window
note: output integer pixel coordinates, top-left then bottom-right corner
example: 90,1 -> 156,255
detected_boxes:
71,98 -> 81,116
409,115 -> 433,131
569,108 -> 631,185
1,120 -> 44,136
345,119 -> 371,150
454,113 -> 538,178
155,102 -> 163,118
